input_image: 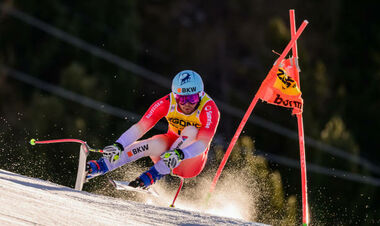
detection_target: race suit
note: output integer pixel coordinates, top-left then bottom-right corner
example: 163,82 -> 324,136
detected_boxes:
105,92 -> 220,178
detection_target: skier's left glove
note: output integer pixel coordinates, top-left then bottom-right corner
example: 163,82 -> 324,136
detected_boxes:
160,148 -> 185,169
103,142 -> 124,163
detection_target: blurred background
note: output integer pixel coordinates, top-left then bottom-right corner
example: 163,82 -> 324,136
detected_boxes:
0,0 -> 379,225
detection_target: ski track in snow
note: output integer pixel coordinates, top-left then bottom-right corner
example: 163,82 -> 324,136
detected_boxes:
0,170 -> 267,226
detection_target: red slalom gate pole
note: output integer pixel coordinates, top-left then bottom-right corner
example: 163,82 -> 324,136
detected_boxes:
297,114 -> 308,225
207,19 -> 309,197
274,19 -> 308,68
208,95 -> 260,194
290,9 -> 309,225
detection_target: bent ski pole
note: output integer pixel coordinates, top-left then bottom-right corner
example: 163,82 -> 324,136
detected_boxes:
30,138 -> 102,191
29,138 -> 103,153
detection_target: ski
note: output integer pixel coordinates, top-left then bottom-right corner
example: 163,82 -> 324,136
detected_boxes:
108,179 -> 159,197
75,144 -> 89,190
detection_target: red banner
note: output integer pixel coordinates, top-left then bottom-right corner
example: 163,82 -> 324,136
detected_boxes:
257,58 -> 303,114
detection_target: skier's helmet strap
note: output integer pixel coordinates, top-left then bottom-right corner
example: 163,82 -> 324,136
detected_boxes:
172,70 -> 204,96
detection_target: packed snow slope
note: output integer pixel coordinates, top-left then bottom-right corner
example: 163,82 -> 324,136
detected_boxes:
0,169 -> 267,225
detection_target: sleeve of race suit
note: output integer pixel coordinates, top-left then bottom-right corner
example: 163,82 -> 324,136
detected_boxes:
116,95 -> 170,149
181,100 -> 220,160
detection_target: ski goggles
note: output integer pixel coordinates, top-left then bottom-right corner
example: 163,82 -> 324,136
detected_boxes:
175,93 -> 200,105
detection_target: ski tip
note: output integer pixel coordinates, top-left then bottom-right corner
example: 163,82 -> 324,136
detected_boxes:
29,139 -> 36,146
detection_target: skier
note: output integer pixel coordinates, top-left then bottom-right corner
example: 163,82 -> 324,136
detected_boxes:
86,70 -> 220,188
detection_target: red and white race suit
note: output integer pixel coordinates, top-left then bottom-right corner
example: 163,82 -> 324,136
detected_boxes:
106,92 -> 220,178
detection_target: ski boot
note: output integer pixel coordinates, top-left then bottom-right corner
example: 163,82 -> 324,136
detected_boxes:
129,166 -> 164,188
86,158 -> 109,180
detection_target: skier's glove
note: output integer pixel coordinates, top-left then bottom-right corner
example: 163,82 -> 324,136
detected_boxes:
160,148 -> 185,169
103,142 -> 124,163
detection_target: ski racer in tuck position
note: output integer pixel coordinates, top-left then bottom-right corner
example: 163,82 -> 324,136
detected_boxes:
86,70 -> 220,188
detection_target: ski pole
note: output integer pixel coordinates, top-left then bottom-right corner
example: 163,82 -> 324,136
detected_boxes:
29,138 -> 103,153
170,177 -> 184,208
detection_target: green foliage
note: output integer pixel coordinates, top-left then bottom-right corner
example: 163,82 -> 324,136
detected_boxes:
321,116 -> 359,155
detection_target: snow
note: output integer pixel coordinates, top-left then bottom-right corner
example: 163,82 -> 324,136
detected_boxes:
0,170 -> 267,225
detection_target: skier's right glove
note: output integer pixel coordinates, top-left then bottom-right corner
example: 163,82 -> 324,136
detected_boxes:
103,142 -> 124,163
160,148 -> 185,169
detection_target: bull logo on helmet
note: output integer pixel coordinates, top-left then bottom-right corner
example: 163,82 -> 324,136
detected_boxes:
180,73 -> 192,85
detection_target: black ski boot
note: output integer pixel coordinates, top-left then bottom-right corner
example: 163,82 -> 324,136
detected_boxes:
128,177 -> 146,188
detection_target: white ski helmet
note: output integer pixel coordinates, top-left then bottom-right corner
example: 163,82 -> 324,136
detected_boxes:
171,70 -> 204,96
